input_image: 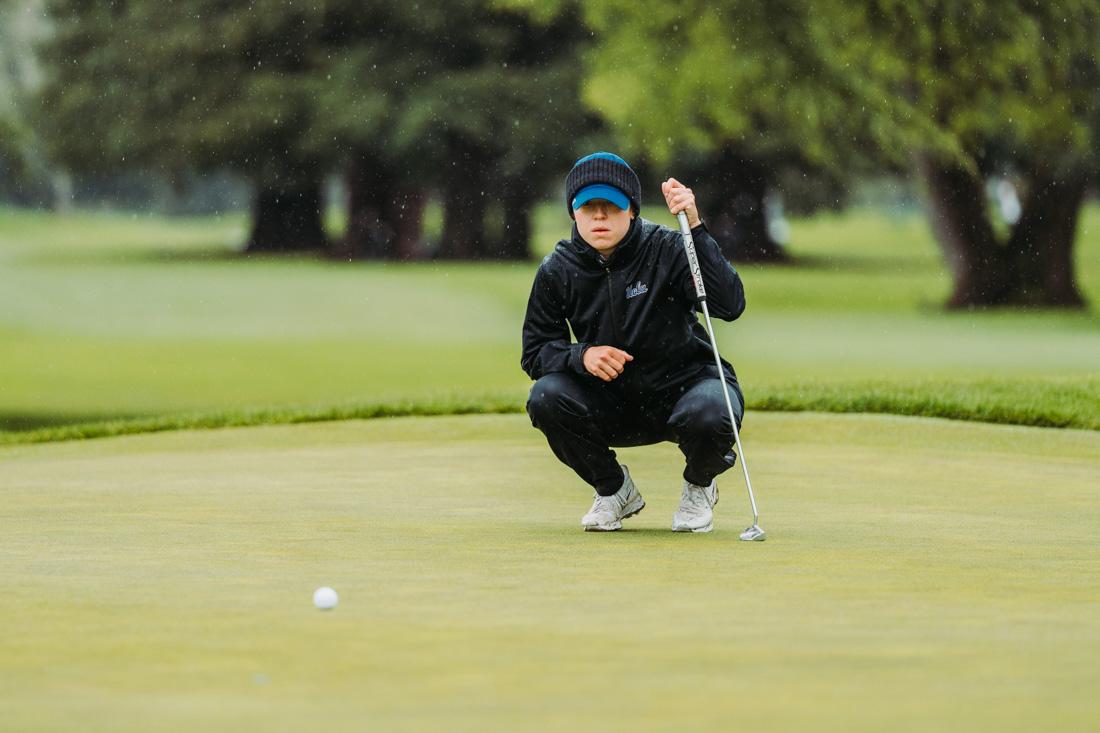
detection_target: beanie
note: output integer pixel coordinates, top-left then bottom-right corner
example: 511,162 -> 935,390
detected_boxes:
564,152 -> 641,219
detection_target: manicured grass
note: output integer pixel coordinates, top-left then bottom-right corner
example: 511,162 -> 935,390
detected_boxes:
1,203 -> 1098,438
2,413 -> 1098,731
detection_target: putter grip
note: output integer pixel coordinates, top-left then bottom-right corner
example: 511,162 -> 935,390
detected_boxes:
677,212 -> 706,302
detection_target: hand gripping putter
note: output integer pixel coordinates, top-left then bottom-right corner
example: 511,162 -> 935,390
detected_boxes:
677,212 -> 766,541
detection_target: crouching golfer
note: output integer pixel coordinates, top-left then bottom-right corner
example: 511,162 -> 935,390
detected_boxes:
522,152 -> 746,532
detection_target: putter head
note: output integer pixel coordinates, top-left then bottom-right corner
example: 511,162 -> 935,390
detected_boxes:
739,524 -> 766,542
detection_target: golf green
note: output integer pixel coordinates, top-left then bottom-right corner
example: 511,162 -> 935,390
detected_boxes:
2,413 -> 1098,731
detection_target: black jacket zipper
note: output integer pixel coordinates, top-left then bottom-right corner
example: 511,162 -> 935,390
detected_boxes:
603,264 -> 623,345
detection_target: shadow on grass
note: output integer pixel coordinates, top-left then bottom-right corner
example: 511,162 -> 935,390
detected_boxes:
1,407 -> 155,431
614,528 -> 722,538
0,410 -> 152,433
553,526 -> 757,545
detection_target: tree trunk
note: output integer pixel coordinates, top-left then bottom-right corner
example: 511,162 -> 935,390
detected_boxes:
700,148 -> 787,262
438,142 -> 491,260
341,156 -> 395,259
1006,170 -> 1088,308
915,154 -> 1013,307
339,156 -> 426,261
916,154 -> 1088,309
493,178 -> 534,260
392,188 -> 427,261
245,179 -> 327,253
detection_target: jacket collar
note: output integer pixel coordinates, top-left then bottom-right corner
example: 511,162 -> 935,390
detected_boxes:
568,216 -> 641,268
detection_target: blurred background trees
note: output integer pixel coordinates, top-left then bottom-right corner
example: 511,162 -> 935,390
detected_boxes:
529,0 -> 1100,304
0,0 -> 54,205
533,0 -> 888,263
33,0 -> 591,258
4,0 -> 1098,307
313,1 -> 592,260
872,1 -> 1100,308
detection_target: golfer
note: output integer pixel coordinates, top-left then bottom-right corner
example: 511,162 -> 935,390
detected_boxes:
522,152 -> 746,532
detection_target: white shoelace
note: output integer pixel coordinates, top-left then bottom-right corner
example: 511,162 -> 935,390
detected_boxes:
591,494 -> 619,515
680,485 -> 710,513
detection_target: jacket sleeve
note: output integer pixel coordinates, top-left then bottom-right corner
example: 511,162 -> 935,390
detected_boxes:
520,262 -> 590,380
669,221 -> 746,321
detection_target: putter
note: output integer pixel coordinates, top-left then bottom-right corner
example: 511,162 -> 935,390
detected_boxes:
677,211 -> 766,542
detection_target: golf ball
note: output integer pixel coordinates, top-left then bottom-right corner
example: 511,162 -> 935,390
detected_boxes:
313,586 -> 338,610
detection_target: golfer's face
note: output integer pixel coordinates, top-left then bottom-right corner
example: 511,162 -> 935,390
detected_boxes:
575,200 -> 633,255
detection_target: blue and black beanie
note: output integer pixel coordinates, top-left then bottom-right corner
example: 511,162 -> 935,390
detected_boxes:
565,152 -> 641,219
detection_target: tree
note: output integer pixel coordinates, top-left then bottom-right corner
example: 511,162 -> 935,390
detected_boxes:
512,0 -> 1099,302
311,1 -> 592,260
506,0 -> 898,261
294,3 -> 425,260
867,1 -> 1099,308
36,0 -> 594,260
37,0 -> 335,251
1,0 -> 55,206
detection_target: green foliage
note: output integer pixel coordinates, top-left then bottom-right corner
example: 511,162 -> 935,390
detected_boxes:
38,0 -> 336,183
0,0 -> 49,190
506,0 -> 913,169
313,1 -> 591,190
35,0 -> 591,193
864,0 -> 1100,171
0,116 -> 29,179
507,0 -> 1099,175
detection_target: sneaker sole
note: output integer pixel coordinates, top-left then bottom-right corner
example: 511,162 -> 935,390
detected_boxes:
671,523 -> 713,533
583,500 -> 645,532
669,482 -> 718,532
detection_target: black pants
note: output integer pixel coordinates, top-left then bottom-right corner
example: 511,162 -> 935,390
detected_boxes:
526,366 -> 744,496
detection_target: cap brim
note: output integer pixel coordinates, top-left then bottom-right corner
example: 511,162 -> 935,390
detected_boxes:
572,184 -> 630,212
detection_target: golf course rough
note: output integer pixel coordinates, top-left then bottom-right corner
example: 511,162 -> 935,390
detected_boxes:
2,412 -> 1098,732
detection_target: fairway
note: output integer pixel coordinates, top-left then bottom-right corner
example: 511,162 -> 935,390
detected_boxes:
3,413 -> 1098,731
2,205 -> 1100,436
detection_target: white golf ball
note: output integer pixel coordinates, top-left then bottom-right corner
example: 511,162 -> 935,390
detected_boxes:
313,586 -> 338,610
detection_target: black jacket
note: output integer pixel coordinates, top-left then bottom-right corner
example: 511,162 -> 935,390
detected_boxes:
521,216 -> 745,397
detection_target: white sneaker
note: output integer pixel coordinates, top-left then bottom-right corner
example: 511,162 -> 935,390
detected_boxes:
581,465 -> 645,531
671,478 -> 719,533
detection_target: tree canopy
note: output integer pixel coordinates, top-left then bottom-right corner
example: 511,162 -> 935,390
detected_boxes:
1,0 -> 51,202
24,0 -> 1100,302
866,0 -> 1100,306
511,0 -> 1100,304
35,0 -> 591,257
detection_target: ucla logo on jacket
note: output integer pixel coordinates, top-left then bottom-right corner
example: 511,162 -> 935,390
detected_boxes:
625,280 -> 649,299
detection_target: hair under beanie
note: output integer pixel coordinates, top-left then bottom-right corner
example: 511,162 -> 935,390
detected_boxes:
564,152 -> 642,219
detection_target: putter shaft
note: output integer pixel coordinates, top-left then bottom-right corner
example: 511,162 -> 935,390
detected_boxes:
677,212 -> 765,539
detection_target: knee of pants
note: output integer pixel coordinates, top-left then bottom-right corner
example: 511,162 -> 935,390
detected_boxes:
680,408 -> 733,441
526,373 -> 588,427
674,393 -> 738,439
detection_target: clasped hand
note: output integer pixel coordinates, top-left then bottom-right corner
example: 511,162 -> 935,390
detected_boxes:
583,345 -> 634,382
